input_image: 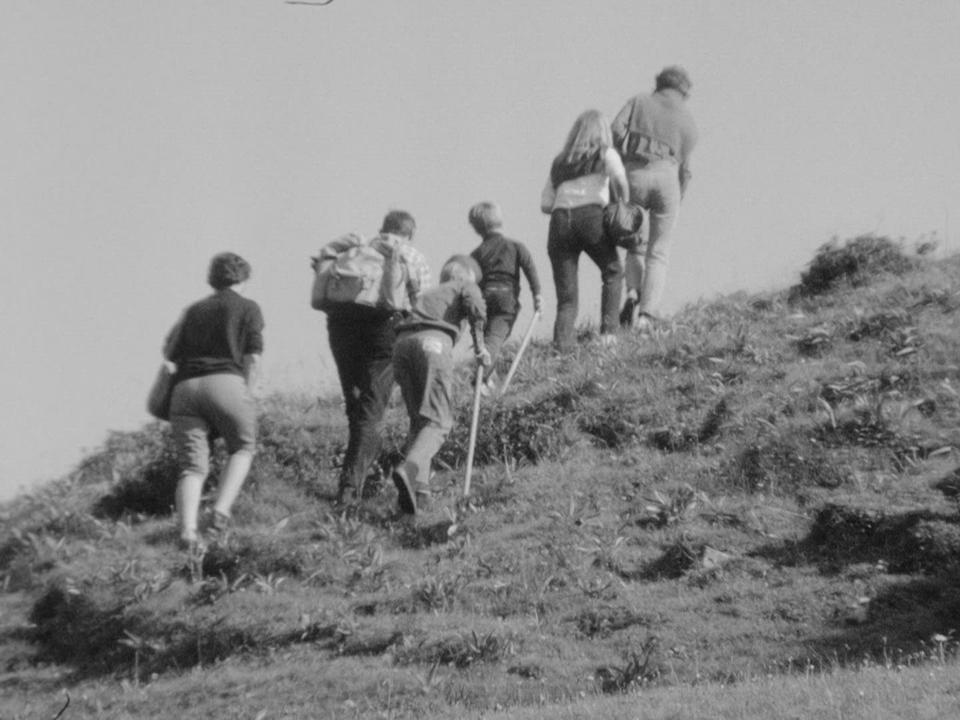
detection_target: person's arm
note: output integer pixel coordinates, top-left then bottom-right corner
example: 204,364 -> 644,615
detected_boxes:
611,99 -> 633,154
242,303 -> 265,395
405,247 -> 433,306
678,113 -> 699,199
540,174 -> 557,215
604,147 -> 630,202
517,243 -> 543,312
679,163 -> 691,198
463,282 -> 490,366
242,353 -> 262,396
162,314 -> 185,362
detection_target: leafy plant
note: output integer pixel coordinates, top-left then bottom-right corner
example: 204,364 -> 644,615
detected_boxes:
795,234 -> 917,297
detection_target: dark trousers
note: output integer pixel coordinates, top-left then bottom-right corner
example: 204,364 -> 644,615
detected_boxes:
547,204 -> 623,350
327,313 -> 396,493
482,284 -> 518,376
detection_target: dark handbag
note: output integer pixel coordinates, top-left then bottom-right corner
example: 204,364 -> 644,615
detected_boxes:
603,200 -> 646,248
147,314 -> 184,421
146,363 -> 176,420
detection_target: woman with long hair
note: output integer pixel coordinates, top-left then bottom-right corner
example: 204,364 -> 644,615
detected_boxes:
164,252 -> 264,550
541,109 -> 629,351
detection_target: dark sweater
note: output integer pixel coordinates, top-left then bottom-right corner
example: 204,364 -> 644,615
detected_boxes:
167,288 -> 265,381
470,232 -> 542,301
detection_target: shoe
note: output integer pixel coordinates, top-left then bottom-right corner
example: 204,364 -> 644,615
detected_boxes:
414,488 -> 433,513
335,482 -> 358,508
201,510 -> 231,546
392,469 -> 417,515
211,510 -> 230,532
633,314 -> 654,335
620,296 -> 637,329
179,532 -> 207,555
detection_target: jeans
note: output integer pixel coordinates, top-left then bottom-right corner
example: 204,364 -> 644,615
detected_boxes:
393,329 -> 455,490
481,284 -> 518,377
327,314 -> 397,494
624,159 -> 682,318
547,204 -> 623,350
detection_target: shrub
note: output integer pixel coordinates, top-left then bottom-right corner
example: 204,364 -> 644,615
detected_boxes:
795,234 -> 917,297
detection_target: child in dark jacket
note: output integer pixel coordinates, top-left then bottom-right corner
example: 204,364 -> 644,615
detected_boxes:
391,255 -> 490,514
468,202 -> 542,391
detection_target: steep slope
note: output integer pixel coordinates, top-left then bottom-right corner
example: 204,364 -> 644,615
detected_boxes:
3,239 -> 960,719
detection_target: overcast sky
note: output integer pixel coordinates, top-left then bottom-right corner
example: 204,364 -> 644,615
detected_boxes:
2,0 -> 959,500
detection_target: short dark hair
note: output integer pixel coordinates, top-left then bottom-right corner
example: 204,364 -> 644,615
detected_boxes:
468,202 -> 503,236
380,210 -> 416,238
208,252 -> 252,290
655,65 -> 692,96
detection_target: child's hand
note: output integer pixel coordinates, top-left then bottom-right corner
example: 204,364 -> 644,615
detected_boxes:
533,294 -> 543,313
476,348 -> 492,368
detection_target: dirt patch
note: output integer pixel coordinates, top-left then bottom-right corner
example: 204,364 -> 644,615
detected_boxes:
200,535 -> 319,582
395,520 -> 458,549
650,398 -> 730,452
572,605 -> 653,637
393,629 -> 515,668
724,438 -> 845,493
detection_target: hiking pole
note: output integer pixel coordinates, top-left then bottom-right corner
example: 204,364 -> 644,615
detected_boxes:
499,310 -> 541,396
463,366 -> 484,498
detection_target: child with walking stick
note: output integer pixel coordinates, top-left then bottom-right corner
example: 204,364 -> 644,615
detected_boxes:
468,202 -> 542,395
391,255 -> 489,515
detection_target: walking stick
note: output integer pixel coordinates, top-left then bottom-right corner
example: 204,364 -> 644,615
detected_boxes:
463,367 -> 485,497
499,310 -> 541,396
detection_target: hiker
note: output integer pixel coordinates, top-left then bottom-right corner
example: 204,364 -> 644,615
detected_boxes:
318,210 -> 432,507
165,252 -> 264,550
467,201 -> 542,392
391,255 -> 489,514
612,65 -> 698,332
541,109 -> 630,351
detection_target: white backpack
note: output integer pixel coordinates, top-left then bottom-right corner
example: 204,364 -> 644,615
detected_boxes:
311,233 -> 408,312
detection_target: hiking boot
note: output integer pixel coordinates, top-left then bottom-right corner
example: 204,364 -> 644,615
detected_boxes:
335,483 -> 359,509
632,313 -> 654,335
178,532 -> 207,555
414,488 -> 433,513
392,468 -> 417,515
202,510 -> 231,546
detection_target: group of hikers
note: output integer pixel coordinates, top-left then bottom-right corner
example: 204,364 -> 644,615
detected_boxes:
157,65 -> 698,550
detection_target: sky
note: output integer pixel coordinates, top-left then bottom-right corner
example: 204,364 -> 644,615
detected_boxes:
2,0 -> 959,501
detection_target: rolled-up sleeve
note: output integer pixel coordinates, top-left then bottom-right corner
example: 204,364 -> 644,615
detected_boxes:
463,282 -> 487,325
401,245 -> 433,307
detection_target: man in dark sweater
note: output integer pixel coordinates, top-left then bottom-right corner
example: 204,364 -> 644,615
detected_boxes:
320,210 -> 432,507
468,202 -> 542,391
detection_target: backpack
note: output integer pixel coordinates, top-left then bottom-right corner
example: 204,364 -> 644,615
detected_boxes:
311,233 -> 408,312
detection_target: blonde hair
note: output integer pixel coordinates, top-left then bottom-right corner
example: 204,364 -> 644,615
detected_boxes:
467,202 -> 503,236
560,109 -> 612,164
440,255 -> 481,284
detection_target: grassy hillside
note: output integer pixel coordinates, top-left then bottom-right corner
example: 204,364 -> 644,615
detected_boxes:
3,235 -> 960,719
